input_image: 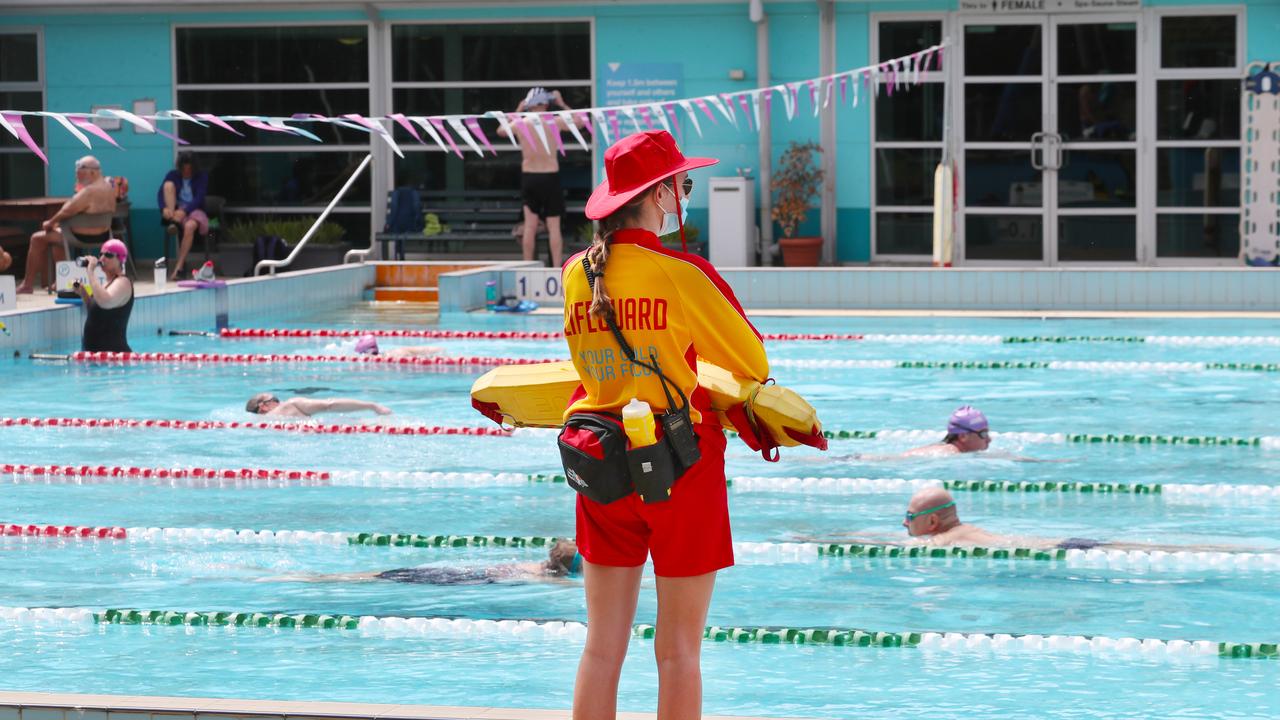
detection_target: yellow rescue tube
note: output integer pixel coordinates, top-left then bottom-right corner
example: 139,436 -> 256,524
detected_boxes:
470,360 -> 826,450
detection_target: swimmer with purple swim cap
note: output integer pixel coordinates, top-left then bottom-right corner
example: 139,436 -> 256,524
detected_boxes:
353,333 -> 444,360
902,405 -> 991,457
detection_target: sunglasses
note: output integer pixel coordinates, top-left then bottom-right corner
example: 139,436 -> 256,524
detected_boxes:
665,176 -> 695,197
904,500 -> 955,523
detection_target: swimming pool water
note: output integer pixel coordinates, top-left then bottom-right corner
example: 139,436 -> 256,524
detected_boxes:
1,306 -> 1278,717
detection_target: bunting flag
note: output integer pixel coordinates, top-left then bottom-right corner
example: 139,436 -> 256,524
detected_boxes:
0,42 -> 945,159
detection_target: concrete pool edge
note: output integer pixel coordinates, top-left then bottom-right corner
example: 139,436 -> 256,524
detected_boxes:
0,691 -> 801,720
451,266 -> 1280,314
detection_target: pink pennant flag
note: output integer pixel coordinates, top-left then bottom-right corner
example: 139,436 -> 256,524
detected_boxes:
693,98 -> 717,124
637,106 -> 654,131
390,113 -> 424,144
464,118 -> 496,155
576,111 -> 594,137
761,91 -> 772,120
0,113 -> 47,164
513,117 -> 540,153
933,47 -> 943,71
839,75 -> 847,105
429,118 -> 464,158
735,95 -> 753,131
663,104 -> 681,141
242,118 -> 295,135
862,70 -> 871,92
153,126 -> 190,146
808,80 -> 819,112
71,117 -> 121,148
195,113 -> 244,137
540,113 -> 566,156
607,110 -> 621,143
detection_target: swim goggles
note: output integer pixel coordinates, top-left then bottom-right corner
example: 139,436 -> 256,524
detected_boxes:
952,424 -> 990,440
568,552 -> 584,575
905,501 -> 955,522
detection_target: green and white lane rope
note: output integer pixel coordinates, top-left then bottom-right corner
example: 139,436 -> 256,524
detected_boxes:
772,359 -> 1280,374
14,525 -> 1273,573
815,427 -> 1280,448
1,606 -> 1270,660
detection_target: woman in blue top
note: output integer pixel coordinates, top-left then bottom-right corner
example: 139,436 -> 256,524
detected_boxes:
156,152 -> 209,280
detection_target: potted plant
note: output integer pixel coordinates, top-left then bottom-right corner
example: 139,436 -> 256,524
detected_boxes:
771,141 -> 824,266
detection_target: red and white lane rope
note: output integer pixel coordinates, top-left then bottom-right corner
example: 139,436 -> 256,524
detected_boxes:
218,328 -> 876,342
65,352 -> 555,367
1,523 -> 126,539
0,417 -> 511,437
1,463 -> 332,487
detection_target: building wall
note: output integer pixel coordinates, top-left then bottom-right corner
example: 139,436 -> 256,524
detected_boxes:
5,0 -> 1274,265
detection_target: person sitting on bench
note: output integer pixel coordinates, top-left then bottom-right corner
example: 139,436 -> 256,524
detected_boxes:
16,156 -> 116,294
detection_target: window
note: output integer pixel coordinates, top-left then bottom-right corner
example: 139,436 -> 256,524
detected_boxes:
389,21 -> 593,239
871,17 -> 945,258
174,25 -> 372,241
1153,12 -> 1241,260
0,31 -> 44,199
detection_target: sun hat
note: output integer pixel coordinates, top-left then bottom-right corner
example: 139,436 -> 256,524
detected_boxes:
354,334 -> 380,355
585,130 -> 717,220
101,238 -> 128,262
947,405 -> 988,435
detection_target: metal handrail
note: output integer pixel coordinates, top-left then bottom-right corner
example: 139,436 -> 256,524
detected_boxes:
255,153 -> 373,276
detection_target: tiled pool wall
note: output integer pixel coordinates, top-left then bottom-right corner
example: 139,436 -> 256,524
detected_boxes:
452,267 -> 1280,313
0,266 -> 374,354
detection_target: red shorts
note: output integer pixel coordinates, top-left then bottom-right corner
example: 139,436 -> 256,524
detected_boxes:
575,425 -> 732,577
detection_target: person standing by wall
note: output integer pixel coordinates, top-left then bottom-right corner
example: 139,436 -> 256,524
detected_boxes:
497,87 -> 584,268
560,130 -> 770,719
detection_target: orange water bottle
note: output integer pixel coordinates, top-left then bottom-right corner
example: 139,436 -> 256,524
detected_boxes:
622,397 -> 657,448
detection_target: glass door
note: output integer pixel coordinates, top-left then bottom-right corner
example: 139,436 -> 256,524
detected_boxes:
958,18 -> 1050,263
1050,16 -> 1141,263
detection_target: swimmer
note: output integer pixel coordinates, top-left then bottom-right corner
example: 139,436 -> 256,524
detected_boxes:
895,487 -> 1257,552
268,539 -> 581,585
801,486 -> 1261,552
245,393 -> 392,417
902,405 -> 990,457
353,334 -> 443,360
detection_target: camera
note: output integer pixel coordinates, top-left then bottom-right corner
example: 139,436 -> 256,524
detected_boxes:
76,256 -> 91,267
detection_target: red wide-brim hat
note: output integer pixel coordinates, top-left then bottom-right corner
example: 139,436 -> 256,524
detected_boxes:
585,130 -> 718,220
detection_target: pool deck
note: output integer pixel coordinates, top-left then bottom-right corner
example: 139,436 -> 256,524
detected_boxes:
0,692 -> 798,720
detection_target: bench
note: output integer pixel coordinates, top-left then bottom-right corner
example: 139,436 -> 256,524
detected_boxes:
375,189 -> 587,264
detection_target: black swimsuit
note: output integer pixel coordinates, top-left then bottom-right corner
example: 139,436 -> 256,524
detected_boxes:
82,278 -> 134,352
375,567 -> 495,585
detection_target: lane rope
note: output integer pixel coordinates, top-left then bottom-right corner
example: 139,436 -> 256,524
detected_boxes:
818,428 -> 1280,448
6,523 -> 1274,573
65,351 -> 556,367
0,606 -> 1269,659
0,417 -> 510,437
772,359 -> 1280,373
7,464 -> 1274,503
213,328 -> 1280,347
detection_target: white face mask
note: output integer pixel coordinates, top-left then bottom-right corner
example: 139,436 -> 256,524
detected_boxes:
656,186 -> 688,236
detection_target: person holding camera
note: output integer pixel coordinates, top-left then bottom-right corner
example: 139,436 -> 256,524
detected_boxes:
76,239 -> 134,353
561,131 -> 769,719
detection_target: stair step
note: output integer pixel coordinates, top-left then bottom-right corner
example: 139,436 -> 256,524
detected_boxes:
374,286 -> 438,303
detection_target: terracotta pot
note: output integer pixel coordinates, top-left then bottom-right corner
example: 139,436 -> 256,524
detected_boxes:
779,236 -> 823,266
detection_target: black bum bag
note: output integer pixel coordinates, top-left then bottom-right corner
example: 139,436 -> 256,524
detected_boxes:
557,411 -> 698,505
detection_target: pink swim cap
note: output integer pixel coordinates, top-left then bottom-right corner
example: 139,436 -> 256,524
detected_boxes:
354,334 -> 380,355
101,238 -> 128,262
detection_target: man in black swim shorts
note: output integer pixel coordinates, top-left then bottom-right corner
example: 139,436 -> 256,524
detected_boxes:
497,87 -> 586,268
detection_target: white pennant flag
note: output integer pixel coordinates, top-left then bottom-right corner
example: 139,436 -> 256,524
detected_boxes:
648,104 -> 671,134
103,108 -> 155,133
488,111 -> 521,149
558,110 -> 590,152
823,78 -> 833,109
852,76 -> 860,107
446,117 -> 486,157
161,109 -> 207,127
527,113 -> 554,154
619,106 -> 641,133
707,96 -> 736,126
677,100 -> 702,138
750,92 -> 762,131
411,116 -> 454,155
42,112 -> 93,148
591,110 -> 611,144
781,85 -> 796,120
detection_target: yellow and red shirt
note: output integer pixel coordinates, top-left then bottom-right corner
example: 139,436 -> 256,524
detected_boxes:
561,228 -> 768,425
